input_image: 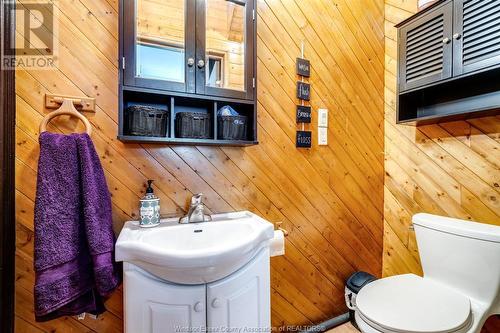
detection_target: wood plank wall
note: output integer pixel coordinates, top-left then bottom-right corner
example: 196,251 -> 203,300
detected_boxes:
14,0 -> 384,331
384,1 -> 500,331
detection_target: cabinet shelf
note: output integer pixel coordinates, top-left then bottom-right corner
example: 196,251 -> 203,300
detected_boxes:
398,66 -> 500,125
121,85 -> 256,105
118,87 -> 257,146
118,135 -> 258,146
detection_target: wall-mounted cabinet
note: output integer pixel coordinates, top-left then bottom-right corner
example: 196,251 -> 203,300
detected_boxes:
396,0 -> 500,125
118,0 -> 257,145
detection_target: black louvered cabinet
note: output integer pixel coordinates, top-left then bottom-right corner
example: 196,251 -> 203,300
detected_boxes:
453,0 -> 500,75
399,1 -> 453,91
396,0 -> 500,125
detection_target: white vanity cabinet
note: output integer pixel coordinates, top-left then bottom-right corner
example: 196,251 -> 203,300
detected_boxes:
116,212 -> 283,333
207,248 -> 270,332
124,265 -> 206,333
123,248 -> 271,333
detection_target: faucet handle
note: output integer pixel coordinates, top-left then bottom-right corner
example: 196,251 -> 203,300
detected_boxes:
191,193 -> 203,205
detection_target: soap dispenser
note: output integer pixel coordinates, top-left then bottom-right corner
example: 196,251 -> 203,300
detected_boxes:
139,180 -> 160,227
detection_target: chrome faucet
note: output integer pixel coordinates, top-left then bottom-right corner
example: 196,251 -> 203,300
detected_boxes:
179,193 -> 211,224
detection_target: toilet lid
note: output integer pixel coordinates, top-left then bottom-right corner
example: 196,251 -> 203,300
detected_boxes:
356,274 -> 472,333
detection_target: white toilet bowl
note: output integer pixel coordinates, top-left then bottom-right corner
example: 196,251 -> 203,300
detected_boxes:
354,213 -> 500,333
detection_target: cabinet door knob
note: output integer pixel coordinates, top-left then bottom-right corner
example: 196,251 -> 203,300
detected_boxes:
211,298 -> 221,308
442,37 -> 451,44
194,302 -> 203,312
187,58 -> 195,67
197,59 -> 205,68
453,33 -> 461,40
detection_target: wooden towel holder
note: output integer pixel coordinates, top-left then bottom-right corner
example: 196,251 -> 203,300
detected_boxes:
39,94 -> 95,136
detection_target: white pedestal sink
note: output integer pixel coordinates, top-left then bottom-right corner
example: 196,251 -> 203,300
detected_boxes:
115,211 -> 277,333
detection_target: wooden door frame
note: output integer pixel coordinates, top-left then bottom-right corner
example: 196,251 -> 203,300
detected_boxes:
0,1 -> 16,332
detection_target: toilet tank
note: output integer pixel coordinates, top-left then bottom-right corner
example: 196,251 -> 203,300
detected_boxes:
413,213 -> 500,312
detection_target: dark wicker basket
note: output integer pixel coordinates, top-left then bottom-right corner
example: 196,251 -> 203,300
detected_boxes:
217,115 -> 248,140
175,112 -> 211,139
127,105 -> 168,137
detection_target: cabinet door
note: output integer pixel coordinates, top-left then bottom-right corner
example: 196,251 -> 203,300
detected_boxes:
124,265 -> 206,333
123,0 -> 196,93
207,249 -> 270,332
195,0 -> 255,100
453,0 -> 500,76
399,1 -> 453,91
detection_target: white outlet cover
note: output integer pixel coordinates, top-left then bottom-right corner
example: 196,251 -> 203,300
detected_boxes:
318,108 -> 328,127
318,127 -> 328,145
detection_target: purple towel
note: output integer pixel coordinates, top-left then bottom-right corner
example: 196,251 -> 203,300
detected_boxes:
34,132 -> 121,322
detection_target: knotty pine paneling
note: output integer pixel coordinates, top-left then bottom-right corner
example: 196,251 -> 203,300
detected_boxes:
14,0 -> 384,331
384,0 -> 500,330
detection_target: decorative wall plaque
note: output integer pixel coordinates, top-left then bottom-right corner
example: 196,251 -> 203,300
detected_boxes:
296,57 -> 311,77
296,130 -> 312,148
296,81 -> 310,101
296,105 -> 311,123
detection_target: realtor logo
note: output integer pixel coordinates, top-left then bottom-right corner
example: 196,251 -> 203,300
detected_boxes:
2,1 -> 58,70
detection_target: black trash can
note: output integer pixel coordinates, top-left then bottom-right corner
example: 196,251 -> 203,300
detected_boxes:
345,271 -> 377,326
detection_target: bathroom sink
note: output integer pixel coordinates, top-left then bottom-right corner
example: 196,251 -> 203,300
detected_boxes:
115,211 -> 274,284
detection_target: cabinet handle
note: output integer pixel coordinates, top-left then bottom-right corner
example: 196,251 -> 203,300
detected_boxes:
194,302 -> 203,312
211,298 -> 221,308
442,37 -> 451,44
197,59 -> 205,69
187,58 -> 195,67
453,33 -> 461,40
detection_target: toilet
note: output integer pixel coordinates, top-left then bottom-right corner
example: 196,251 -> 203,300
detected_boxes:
354,213 -> 500,333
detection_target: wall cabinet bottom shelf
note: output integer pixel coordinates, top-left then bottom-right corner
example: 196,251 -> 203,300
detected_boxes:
117,135 -> 258,146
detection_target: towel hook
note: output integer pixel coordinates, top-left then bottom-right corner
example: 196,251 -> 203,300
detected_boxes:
39,95 -> 93,136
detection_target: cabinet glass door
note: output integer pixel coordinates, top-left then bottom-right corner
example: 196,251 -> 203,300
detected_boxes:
123,0 -> 196,92
196,0 -> 254,99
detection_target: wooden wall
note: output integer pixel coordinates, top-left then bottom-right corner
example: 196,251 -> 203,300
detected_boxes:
384,0 -> 500,331
14,0 -> 385,331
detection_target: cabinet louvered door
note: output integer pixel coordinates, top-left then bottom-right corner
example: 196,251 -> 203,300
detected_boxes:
453,0 -> 500,75
399,1 -> 453,91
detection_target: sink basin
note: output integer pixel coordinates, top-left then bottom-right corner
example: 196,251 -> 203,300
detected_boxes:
115,211 -> 274,284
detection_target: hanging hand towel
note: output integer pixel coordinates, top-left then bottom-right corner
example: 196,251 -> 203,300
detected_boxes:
34,132 -> 121,322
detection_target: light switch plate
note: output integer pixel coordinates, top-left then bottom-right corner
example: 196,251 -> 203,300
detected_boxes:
318,127 -> 328,145
318,108 -> 328,127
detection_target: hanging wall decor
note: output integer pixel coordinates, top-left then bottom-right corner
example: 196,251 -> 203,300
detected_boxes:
296,131 -> 312,148
296,42 -> 312,148
296,105 -> 312,123
296,57 -> 310,77
296,81 -> 311,101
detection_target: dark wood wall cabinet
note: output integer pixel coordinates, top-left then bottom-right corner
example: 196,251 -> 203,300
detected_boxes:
118,0 -> 257,145
396,0 -> 500,125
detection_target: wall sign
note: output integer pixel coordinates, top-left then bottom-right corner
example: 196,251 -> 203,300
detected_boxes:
296,81 -> 310,101
296,130 -> 312,148
296,105 -> 311,123
296,57 -> 310,77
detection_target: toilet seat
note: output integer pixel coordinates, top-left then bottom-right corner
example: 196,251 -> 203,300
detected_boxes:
356,274 -> 472,333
